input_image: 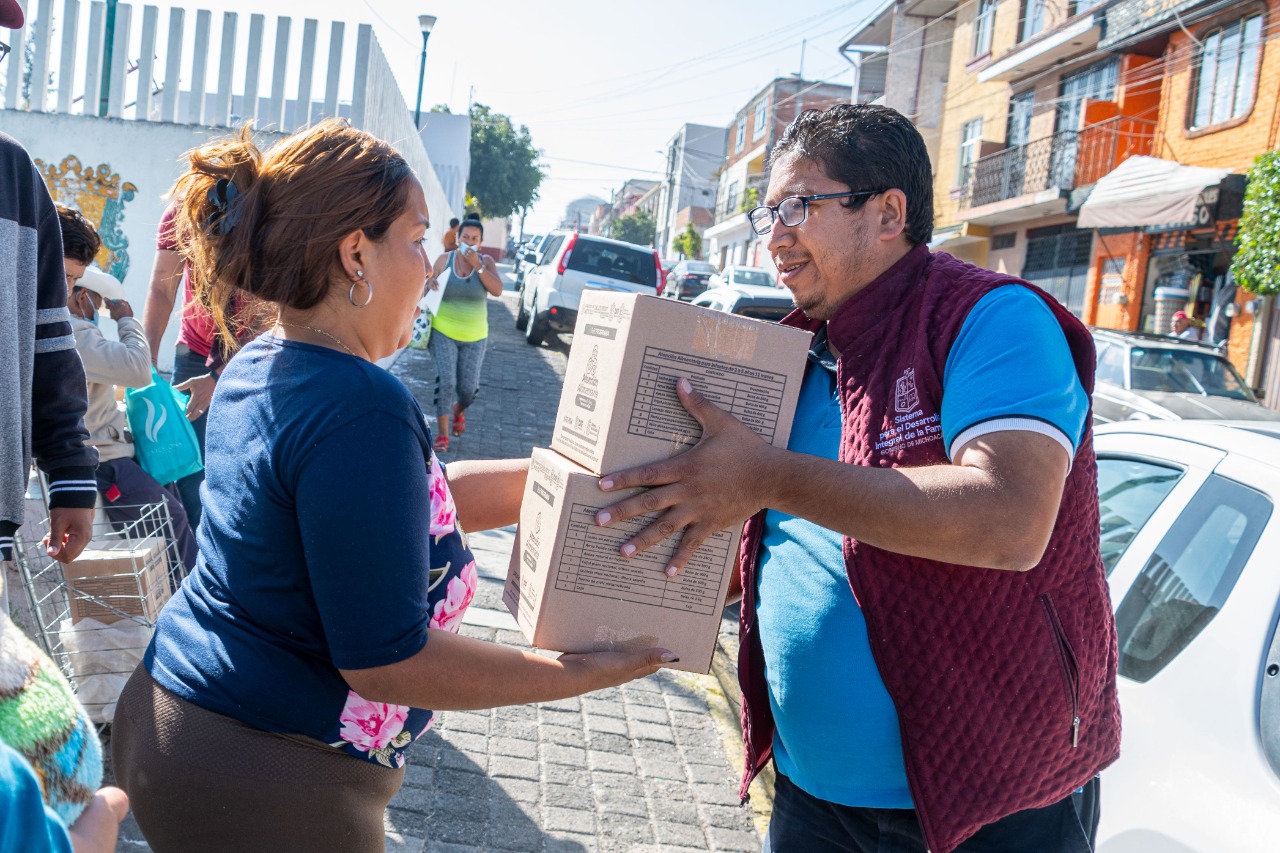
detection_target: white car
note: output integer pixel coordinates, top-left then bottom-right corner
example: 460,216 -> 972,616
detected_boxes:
516,231 -> 661,346
708,264 -> 777,290
1093,420 -> 1280,852
691,284 -> 795,323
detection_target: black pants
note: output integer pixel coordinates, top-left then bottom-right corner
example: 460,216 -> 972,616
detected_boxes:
764,771 -> 1100,853
170,345 -> 209,530
95,457 -> 198,582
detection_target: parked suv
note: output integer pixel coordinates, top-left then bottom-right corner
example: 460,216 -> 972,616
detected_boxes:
664,260 -> 718,301
516,232 -> 661,346
1091,328 -> 1280,422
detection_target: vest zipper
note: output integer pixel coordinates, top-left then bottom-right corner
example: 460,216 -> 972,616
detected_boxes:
1039,594 -> 1081,748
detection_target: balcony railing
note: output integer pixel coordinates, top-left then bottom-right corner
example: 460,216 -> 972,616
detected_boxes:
958,118 -> 1159,210
959,130 -> 1079,209
1075,116 -> 1157,186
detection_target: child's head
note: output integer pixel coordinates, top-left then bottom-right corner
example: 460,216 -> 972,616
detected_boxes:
56,205 -> 102,293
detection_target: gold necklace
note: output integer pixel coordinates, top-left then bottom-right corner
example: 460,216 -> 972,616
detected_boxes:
277,321 -> 362,359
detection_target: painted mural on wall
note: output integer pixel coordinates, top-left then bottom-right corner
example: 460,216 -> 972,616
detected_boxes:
35,155 -> 138,281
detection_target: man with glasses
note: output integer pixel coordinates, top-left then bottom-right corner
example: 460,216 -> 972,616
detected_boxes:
595,104 -> 1118,852
1,0 -> 99,577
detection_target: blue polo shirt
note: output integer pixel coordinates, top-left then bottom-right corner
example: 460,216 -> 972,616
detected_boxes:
756,285 -> 1088,807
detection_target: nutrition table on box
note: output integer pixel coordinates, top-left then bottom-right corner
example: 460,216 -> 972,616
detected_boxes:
554,503 -> 733,615
629,346 -> 789,445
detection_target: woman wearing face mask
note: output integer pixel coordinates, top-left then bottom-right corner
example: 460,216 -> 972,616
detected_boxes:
109,120 -> 672,853
424,214 -> 503,452
59,205 -> 199,574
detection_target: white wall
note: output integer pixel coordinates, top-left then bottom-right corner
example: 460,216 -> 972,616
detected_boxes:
417,112 -> 471,216
0,110 -> 288,370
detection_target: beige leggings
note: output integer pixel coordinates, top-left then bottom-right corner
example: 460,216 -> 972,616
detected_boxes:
112,666 -> 405,853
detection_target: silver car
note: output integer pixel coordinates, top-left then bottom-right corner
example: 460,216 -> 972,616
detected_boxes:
1091,328 -> 1280,423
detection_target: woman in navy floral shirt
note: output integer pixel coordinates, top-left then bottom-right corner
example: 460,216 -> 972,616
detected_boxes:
111,120 -> 673,853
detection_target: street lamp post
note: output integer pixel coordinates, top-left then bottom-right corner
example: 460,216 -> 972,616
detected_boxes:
413,14 -> 437,130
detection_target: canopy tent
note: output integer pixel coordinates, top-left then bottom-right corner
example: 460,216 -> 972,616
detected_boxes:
1077,156 -> 1233,230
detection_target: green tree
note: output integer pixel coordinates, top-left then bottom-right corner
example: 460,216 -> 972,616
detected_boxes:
1232,149 -> 1280,296
673,223 -> 703,260
612,209 -> 657,246
466,103 -> 545,219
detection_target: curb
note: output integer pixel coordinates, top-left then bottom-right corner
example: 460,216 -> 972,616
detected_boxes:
707,614 -> 774,838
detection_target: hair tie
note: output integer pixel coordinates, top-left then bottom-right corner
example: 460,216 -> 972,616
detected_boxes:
205,177 -> 244,236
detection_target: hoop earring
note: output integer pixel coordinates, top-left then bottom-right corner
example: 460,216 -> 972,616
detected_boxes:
349,270 -> 373,307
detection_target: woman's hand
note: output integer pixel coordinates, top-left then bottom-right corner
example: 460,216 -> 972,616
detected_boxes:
68,786 -> 129,853
175,372 -> 217,421
557,647 -> 675,693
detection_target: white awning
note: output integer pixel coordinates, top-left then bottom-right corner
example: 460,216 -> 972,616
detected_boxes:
1077,156 -> 1233,229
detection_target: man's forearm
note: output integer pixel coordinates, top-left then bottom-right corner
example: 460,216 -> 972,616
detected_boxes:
760,432 -> 1068,571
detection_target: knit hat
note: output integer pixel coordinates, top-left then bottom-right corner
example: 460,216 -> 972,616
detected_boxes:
0,611 -> 103,825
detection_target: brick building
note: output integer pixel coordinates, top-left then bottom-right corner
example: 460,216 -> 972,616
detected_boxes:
924,0 -> 1279,404
703,77 -> 852,271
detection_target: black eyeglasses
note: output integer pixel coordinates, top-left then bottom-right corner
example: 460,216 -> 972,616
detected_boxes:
746,189 -> 885,236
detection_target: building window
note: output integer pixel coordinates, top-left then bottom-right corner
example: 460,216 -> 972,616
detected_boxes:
1190,14 -> 1263,129
1057,57 -> 1119,133
726,180 -> 740,216
957,118 -> 984,186
735,116 -> 746,153
992,232 -> 1017,250
1007,90 -> 1035,148
753,100 -> 768,138
1020,0 -> 1048,42
972,0 -> 997,58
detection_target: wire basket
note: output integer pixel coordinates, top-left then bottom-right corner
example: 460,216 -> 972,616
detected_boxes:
14,501 -> 187,725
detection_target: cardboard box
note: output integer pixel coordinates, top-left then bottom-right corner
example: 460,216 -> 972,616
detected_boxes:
503,448 -> 742,674
62,537 -> 172,624
551,292 -> 813,475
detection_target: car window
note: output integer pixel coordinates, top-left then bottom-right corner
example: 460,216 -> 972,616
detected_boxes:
1097,457 -> 1183,575
738,304 -> 792,322
1128,347 -> 1255,400
684,262 -> 716,274
733,270 -> 776,287
540,236 -> 565,265
1114,474 -> 1272,682
567,240 -> 656,288
1095,342 -> 1125,386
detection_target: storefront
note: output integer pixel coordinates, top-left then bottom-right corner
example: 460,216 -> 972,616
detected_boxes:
1079,156 -> 1245,344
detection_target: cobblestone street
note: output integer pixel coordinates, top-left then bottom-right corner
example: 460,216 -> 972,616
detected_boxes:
112,287 -> 761,852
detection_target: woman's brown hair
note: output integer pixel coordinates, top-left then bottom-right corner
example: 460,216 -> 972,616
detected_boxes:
169,118 -> 415,349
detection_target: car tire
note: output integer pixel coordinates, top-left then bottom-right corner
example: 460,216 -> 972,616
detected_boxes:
526,312 -> 548,346
515,285 -> 530,331
525,292 -> 548,346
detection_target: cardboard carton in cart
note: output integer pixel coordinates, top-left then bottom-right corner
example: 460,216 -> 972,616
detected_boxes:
504,448 -> 749,674
61,537 -> 172,624
551,292 -> 813,475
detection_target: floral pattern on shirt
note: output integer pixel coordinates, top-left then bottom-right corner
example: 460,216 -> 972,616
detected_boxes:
329,449 -> 475,769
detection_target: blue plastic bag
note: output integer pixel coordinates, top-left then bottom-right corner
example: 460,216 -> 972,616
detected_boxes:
125,368 -> 204,485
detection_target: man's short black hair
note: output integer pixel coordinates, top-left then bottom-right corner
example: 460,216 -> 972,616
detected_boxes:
56,204 -> 103,265
448,217 -> 460,228
770,104 -> 933,246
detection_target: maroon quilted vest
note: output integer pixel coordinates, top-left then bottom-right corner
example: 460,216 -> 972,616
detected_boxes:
737,246 -> 1121,853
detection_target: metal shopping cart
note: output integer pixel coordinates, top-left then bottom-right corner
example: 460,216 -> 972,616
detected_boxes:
14,486 -> 187,726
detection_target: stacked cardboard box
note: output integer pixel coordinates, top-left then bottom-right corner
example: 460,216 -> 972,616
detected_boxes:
62,537 -> 172,624
504,292 -> 812,673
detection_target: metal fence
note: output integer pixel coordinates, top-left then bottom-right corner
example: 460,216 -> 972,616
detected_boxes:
959,130 -> 1080,209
